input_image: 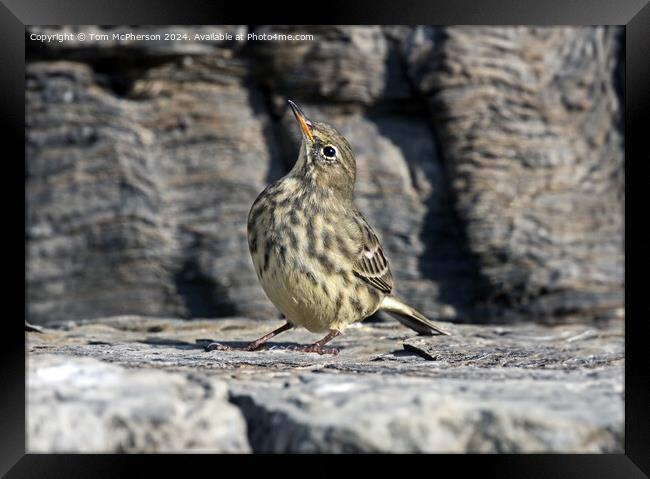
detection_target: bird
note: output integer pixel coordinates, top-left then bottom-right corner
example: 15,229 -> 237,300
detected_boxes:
207,100 -> 449,355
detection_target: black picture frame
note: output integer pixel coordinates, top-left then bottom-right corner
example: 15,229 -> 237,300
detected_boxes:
4,0 -> 647,476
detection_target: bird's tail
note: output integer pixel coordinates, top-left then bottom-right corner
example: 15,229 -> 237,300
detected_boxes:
379,295 -> 450,336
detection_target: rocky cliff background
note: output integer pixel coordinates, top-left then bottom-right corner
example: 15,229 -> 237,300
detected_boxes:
26,25 -> 624,326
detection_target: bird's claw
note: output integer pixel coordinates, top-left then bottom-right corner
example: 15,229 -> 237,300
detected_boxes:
205,342 -> 232,352
205,341 -> 265,352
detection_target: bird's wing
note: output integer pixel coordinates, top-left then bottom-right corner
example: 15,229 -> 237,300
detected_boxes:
350,214 -> 394,294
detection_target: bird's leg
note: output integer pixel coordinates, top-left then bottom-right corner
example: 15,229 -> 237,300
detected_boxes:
206,322 -> 293,352
288,329 -> 341,355
241,322 -> 294,351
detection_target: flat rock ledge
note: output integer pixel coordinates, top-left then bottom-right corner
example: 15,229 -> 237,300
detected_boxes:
27,316 -> 624,453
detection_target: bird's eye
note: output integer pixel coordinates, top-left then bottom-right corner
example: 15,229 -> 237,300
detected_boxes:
322,146 -> 337,158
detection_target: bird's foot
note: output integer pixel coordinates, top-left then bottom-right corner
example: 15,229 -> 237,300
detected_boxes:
205,322 -> 293,353
205,341 -> 266,352
286,344 -> 340,355
205,341 -> 339,355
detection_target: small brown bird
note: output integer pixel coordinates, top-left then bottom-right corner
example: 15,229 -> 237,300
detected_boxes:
208,100 -> 449,355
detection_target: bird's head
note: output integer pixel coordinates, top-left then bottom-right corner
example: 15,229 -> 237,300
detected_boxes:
288,100 -> 356,197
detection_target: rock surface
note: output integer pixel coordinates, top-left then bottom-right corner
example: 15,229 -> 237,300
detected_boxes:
26,25 -> 624,325
28,354 -> 250,453
28,316 -> 624,453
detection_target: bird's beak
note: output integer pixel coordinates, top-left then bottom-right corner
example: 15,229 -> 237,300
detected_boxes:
288,100 -> 314,142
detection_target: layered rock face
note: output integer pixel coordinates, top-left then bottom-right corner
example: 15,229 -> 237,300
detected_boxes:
407,27 -> 625,322
26,26 -> 623,325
